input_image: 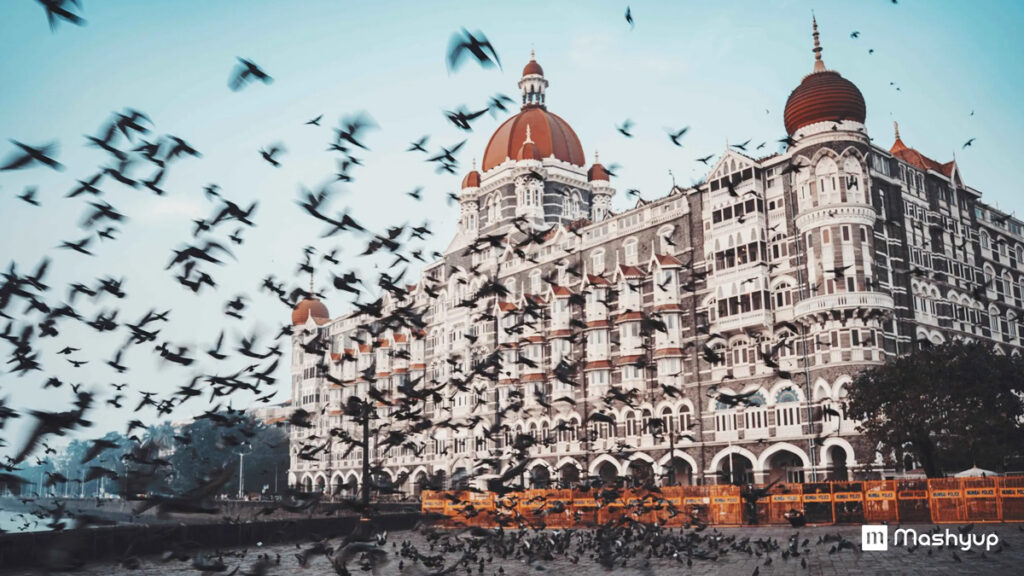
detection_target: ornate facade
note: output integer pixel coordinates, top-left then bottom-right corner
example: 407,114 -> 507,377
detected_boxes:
288,21 -> 1023,495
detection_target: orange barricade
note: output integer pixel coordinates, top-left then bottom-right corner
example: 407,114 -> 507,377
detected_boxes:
862,480 -> 898,524
801,483 -> 834,524
763,483 -> 803,525
420,490 -> 447,515
654,486 -> 685,526
896,479 -> 931,523
929,478 -> 966,523
831,481 -> 866,524
709,485 -> 743,525
570,489 -> 600,527
679,483 -> 712,524
1001,476 -> 1024,522
961,477 -> 1000,523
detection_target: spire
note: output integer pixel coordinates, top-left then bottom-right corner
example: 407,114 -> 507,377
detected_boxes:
812,14 -> 826,73
594,150 -> 600,164
890,120 -> 908,154
309,269 -> 314,294
471,157 -> 477,171
893,120 -> 901,141
524,124 -> 533,145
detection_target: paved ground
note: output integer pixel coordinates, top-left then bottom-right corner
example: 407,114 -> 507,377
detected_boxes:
7,523 -> 1023,575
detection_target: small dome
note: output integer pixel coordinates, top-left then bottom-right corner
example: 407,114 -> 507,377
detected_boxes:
461,170 -> 481,189
522,53 -> 544,77
783,17 -> 866,135
291,297 -> 330,326
588,154 -> 610,181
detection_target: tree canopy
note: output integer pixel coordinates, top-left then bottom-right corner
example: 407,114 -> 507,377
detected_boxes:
847,340 -> 1024,477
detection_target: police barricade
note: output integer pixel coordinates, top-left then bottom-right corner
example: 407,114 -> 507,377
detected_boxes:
762,484 -> 803,525
1000,476 -> 1024,522
928,478 -> 966,524
538,489 -> 574,528
709,485 -> 743,525
625,489 -> 662,525
570,490 -> 601,527
653,487 -> 685,526
896,479 -> 931,523
420,490 -> 447,515
679,485 -> 712,526
801,483 -> 834,524
961,477 -> 1000,523
831,482 -> 866,524
862,480 -> 898,524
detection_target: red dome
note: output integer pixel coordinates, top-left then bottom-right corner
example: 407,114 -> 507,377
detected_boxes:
482,108 -> 585,172
783,70 -> 866,135
461,170 -> 480,189
522,59 -> 544,77
588,163 -> 610,181
292,298 -> 330,326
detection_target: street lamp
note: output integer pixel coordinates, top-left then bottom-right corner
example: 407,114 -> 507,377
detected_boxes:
237,443 -> 253,500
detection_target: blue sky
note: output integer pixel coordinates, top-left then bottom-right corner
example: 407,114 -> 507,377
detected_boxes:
1,0 -> 1023,449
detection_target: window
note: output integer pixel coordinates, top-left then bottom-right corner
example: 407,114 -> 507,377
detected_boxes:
623,238 -> 639,265
591,250 -> 605,274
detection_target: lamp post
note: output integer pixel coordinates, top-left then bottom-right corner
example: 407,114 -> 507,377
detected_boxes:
237,443 -> 252,500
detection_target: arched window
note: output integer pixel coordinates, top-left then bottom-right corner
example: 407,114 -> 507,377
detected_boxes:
815,157 -> 839,205
980,231 -> 990,250
843,156 -> 864,203
530,270 -> 542,295
623,238 -> 639,265
591,249 -> 605,274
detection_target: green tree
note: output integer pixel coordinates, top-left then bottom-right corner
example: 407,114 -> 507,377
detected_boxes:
847,341 -> 1024,477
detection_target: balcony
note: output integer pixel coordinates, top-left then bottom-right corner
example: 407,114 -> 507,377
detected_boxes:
710,309 -> 773,334
793,292 -> 894,324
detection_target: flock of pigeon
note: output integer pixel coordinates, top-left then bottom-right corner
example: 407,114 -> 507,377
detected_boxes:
0,2 -> 991,574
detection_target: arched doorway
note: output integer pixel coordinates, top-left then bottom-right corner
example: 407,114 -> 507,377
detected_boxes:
558,462 -> 580,488
412,471 -> 430,496
433,470 -> 447,491
530,465 -> 551,489
665,457 -> 693,486
315,476 -> 326,493
596,461 -> 619,486
765,450 -> 805,484
829,446 -> 849,481
718,453 -> 754,485
302,476 -> 313,492
628,459 -> 654,487
451,467 -> 470,490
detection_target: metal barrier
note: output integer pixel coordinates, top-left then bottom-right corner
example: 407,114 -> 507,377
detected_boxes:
862,480 -> 897,524
422,476 -> 1024,527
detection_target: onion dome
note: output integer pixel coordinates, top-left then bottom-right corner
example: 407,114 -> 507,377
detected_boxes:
461,159 -> 481,189
481,51 -> 586,172
587,151 -> 610,181
783,17 -> 866,135
292,297 -> 330,326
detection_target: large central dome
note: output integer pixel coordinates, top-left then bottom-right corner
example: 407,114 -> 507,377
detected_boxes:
783,17 -> 866,136
480,53 -> 586,172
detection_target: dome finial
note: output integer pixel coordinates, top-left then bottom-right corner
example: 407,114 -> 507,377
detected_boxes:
524,123 -> 534,144
309,269 -> 314,294
472,157 -> 477,171
530,45 -> 535,61
812,13 -> 826,73
893,120 -> 901,141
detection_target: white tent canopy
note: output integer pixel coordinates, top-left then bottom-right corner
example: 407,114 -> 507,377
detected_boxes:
953,466 -> 1000,478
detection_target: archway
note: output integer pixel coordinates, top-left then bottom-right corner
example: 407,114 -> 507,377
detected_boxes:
765,449 -> 806,484
558,462 -> 581,488
451,467 -> 470,490
596,461 -> 619,486
829,446 -> 849,481
433,470 -> 447,491
717,452 -> 754,485
302,476 -> 313,492
412,470 -> 430,496
628,459 -> 655,487
530,464 -> 551,489
315,476 -> 326,493
665,457 -> 693,486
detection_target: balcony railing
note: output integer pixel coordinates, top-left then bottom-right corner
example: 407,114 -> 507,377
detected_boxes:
793,292 -> 894,323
